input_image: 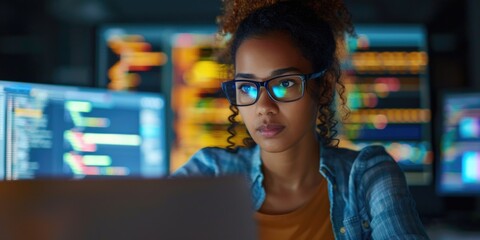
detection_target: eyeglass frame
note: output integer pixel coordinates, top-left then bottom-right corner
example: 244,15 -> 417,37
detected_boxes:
221,70 -> 326,107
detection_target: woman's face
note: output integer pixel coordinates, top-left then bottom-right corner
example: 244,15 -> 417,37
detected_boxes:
235,31 -> 319,153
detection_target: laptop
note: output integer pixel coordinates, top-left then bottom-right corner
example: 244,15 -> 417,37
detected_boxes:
0,176 -> 257,240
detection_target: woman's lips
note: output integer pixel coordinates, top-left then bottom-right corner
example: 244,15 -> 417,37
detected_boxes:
256,125 -> 285,138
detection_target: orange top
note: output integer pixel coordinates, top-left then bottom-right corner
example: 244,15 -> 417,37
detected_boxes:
255,179 -> 334,240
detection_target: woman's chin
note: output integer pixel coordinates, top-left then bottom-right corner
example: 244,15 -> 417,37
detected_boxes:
256,139 -> 290,153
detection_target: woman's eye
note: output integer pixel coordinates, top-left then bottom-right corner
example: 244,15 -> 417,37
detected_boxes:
238,84 -> 257,99
239,84 -> 252,93
279,80 -> 295,88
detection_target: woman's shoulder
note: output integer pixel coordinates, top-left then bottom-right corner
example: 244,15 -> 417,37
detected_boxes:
326,144 -> 393,161
171,146 -> 259,177
322,145 -> 398,178
354,145 -> 395,165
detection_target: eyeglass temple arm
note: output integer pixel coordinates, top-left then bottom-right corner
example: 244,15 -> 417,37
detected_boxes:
308,69 -> 326,80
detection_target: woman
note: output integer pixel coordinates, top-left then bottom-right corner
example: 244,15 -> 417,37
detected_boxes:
172,0 -> 429,239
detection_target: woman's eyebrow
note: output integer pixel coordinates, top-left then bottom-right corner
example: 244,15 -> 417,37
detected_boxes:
270,67 -> 301,76
234,67 -> 301,79
234,73 -> 256,79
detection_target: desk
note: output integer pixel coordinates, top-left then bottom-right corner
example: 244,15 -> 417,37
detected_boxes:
426,222 -> 480,240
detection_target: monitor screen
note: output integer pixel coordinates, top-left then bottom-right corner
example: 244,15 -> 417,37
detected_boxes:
438,91 -> 480,195
97,25 -> 245,173
338,25 -> 433,185
0,81 -> 167,180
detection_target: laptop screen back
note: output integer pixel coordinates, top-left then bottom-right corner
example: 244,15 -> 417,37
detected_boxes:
0,176 -> 257,240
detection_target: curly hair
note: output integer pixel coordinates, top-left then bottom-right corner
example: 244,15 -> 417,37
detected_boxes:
218,0 -> 354,152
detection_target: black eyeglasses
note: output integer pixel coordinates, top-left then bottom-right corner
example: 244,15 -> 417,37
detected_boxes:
221,70 -> 326,106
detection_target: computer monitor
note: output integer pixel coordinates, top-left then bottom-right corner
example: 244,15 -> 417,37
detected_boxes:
97,25 -> 245,173
338,25 -> 432,185
0,80 -> 167,180
438,91 -> 480,195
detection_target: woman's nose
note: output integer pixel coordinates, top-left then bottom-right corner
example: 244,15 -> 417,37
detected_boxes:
255,88 -> 279,116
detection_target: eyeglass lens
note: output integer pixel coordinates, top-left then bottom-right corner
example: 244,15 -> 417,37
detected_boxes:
233,75 -> 304,105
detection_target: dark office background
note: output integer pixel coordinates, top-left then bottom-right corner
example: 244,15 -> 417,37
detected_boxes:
1,0 -> 480,232
1,0 -> 479,88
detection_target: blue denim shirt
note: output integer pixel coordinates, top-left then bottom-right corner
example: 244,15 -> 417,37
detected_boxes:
172,144 -> 429,240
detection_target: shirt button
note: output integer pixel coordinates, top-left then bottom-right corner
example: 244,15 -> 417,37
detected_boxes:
362,221 -> 370,229
340,227 -> 346,234
333,184 -> 337,189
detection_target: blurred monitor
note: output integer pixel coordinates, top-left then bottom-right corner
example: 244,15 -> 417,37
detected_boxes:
438,91 -> 480,195
338,25 -> 432,185
97,26 -> 172,92
97,25 -> 245,173
0,80 -> 167,180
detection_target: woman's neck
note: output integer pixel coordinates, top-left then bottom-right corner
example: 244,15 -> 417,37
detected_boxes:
260,134 -> 321,191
